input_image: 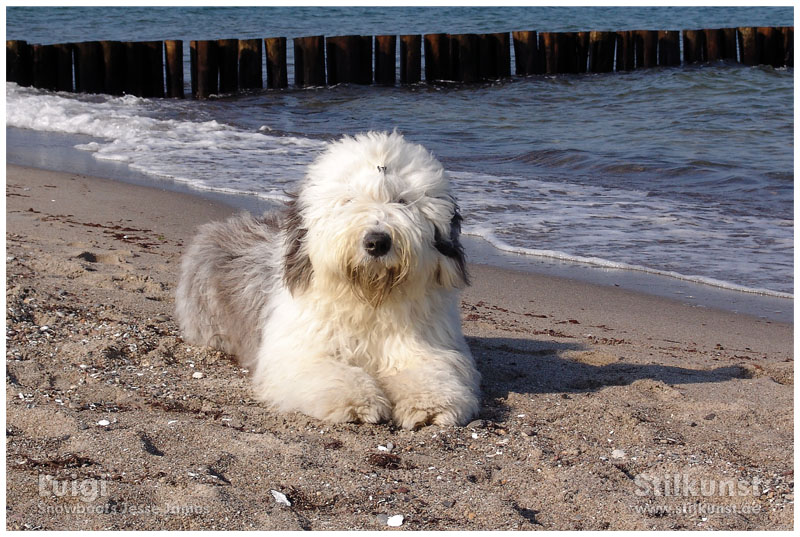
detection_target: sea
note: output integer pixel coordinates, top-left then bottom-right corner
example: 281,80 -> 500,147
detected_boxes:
5,6 -> 794,321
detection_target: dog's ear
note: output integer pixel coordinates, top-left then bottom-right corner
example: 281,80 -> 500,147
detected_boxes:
434,206 -> 469,288
282,194 -> 314,294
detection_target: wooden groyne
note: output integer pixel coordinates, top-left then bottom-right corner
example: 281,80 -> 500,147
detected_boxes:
7,26 -> 793,99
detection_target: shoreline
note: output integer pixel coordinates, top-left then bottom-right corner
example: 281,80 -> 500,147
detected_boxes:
6,163 -> 793,530
6,126 -> 793,323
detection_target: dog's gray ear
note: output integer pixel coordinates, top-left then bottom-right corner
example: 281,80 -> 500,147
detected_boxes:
434,206 -> 469,288
282,194 -> 314,294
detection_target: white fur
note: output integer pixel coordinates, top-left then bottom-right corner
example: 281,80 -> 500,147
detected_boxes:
175,131 -> 480,429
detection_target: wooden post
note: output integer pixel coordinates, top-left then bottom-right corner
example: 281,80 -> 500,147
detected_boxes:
190,40 -> 219,99
189,40 -> 197,98
539,32 -> 557,74
589,31 -> 615,72
399,34 -> 421,84
100,41 -> 125,96
125,41 -> 162,97
634,30 -> 658,68
615,31 -> 634,71
494,32 -> 512,78
375,35 -> 396,85
74,41 -> 104,93
450,33 -> 478,83
294,35 -> 325,87
658,30 -> 680,66
238,38 -> 262,90
782,26 -> 793,67
217,39 -> 238,94
478,34 -> 495,79
556,32 -> 578,73
32,44 -> 58,91
683,29 -> 706,63
511,30 -> 538,75
704,28 -> 723,62
738,27 -> 758,65
7,40 -> 33,86
142,41 -> 164,98
721,28 -> 738,61
327,35 -> 371,85
758,27 -> 784,67
125,41 -> 143,96
53,43 -> 73,91
264,37 -> 287,89
478,32 -> 510,80
325,36 -> 344,85
165,40 -> 184,98
424,33 -> 451,82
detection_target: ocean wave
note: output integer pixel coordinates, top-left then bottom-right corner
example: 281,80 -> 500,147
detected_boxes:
463,228 -> 793,299
6,83 -> 325,199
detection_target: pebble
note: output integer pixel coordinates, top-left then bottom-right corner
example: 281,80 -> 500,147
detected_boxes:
386,514 -> 404,527
467,419 -> 487,429
442,500 -> 455,508
153,314 -> 170,322
611,449 -> 626,459
270,489 -> 291,507
97,419 -> 110,427
192,371 -> 204,379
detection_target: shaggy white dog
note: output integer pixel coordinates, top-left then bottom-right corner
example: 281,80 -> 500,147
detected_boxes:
175,131 -> 480,429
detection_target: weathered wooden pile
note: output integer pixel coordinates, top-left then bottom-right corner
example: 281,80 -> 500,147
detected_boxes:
6,26 -> 793,99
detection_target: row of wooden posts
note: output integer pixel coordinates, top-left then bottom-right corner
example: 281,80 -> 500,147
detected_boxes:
6,26 -> 793,99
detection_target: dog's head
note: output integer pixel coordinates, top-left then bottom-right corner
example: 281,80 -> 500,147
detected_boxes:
283,131 -> 467,306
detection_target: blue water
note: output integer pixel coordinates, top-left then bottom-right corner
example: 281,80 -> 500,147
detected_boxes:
5,6 -> 795,299
6,6 -> 794,42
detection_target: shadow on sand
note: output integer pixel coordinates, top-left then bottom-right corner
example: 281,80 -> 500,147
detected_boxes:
467,336 -> 749,423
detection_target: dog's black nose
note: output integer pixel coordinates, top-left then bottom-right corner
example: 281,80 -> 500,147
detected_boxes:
363,232 -> 392,257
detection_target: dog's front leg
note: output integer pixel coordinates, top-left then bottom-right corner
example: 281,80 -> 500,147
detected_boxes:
379,347 -> 480,429
251,337 -> 392,424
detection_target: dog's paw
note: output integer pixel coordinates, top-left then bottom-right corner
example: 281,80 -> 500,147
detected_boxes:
392,393 -> 477,430
314,383 -> 392,424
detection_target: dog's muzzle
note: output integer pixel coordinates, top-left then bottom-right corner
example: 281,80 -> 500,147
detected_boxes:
363,231 -> 392,258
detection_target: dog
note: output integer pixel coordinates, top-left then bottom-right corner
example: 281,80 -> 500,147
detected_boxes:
175,131 -> 480,429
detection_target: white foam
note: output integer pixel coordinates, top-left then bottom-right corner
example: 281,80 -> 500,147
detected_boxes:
6,83 -> 324,201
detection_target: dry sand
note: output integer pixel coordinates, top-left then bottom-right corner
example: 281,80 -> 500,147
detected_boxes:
5,164 -> 794,530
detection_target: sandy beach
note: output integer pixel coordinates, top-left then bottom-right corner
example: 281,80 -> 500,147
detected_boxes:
5,164 -> 793,530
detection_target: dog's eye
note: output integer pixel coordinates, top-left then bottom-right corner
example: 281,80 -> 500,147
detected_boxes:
396,198 -> 407,205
